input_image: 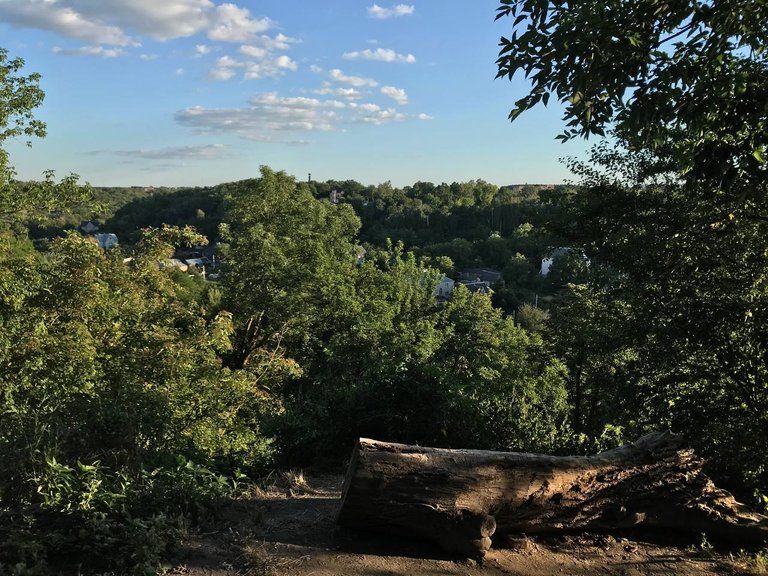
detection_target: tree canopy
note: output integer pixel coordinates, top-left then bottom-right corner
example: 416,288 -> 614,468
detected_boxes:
496,0 -> 768,195
497,0 -> 768,497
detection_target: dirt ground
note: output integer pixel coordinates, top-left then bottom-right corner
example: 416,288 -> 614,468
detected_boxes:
166,473 -> 764,576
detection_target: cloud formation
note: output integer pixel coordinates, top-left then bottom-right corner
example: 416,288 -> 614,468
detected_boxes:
0,0 -> 273,44
314,83 -> 363,100
0,1 -> 135,45
329,68 -> 378,87
208,52 -> 297,81
175,95 -> 339,142
207,3 -> 271,42
353,106 -> 407,125
381,85 -> 408,105
343,48 -> 415,63
367,3 -> 415,19
175,92 -> 424,141
52,45 -> 123,58
110,144 -> 230,160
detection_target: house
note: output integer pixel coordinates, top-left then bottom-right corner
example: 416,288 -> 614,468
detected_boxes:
159,259 -> 188,272
435,275 -> 455,302
460,279 -> 493,295
540,247 -> 577,277
330,189 -> 345,204
457,268 -> 504,288
93,233 -> 118,250
184,257 -> 206,269
80,220 -> 100,234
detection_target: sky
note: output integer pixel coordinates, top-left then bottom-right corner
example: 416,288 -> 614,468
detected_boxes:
0,1 -> 590,188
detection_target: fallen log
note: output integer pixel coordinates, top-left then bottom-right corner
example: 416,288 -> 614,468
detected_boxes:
336,432 -> 768,557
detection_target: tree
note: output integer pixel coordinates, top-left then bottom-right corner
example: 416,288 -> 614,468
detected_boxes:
0,48 -> 90,227
495,0 -> 768,196
221,167 -> 361,370
0,49 -> 281,573
495,2 -> 768,497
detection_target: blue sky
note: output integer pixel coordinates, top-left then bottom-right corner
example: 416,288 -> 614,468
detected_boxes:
1,1 -> 589,188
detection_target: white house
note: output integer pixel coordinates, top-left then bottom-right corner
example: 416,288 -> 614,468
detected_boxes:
435,275 -> 455,300
93,233 -> 118,250
541,247 -> 590,277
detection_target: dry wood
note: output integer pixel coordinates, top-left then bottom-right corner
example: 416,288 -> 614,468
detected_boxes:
336,431 -> 768,557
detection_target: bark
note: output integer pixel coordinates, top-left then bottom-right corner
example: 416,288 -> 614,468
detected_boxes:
336,431 -> 768,557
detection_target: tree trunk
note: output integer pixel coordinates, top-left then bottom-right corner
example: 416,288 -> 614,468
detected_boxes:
336,432 -> 768,557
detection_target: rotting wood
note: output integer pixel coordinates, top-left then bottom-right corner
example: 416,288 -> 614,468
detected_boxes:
336,431 -> 768,557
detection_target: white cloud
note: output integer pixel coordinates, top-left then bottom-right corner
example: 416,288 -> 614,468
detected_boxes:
207,3 -> 272,42
242,55 -> 297,79
343,48 -> 415,63
314,84 -> 363,100
255,93 -> 346,110
417,112 -> 433,120
175,97 -> 339,141
140,53 -> 159,60
329,68 -> 378,87
0,0 -> 278,45
274,55 -> 297,70
52,45 -> 123,58
0,1 -> 135,45
355,107 -> 407,125
367,3 -> 415,19
381,85 -> 408,105
175,90 -> 420,141
208,55 -> 238,80
209,66 -> 237,81
195,44 -> 211,55
310,64 -> 324,74
111,144 -> 229,160
176,67 -> 185,75
96,0 -> 213,40
254,32 -> 297,51
209,52 -> 298,81
348,102 -> 381,113
239,44 -> 267,59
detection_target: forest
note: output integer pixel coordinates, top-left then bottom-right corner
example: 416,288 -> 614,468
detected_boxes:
1,0 -> 768,572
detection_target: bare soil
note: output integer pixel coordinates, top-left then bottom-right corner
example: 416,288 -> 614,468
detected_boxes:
166,473 -> 763,576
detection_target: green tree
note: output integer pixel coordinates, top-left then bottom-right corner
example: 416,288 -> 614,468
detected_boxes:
0,231 -> 282,572
495,1 -> 768,496
0,48 -> 90,227
220,167 -> 361,372
495,0 -> 768,194
0,50 -> 281,572
277,241 -> 570,462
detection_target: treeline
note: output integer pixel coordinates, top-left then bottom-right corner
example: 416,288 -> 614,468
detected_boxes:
30,178 -> 582,313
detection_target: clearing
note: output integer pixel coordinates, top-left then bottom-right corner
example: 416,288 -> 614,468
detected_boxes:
167,473 -> 765,576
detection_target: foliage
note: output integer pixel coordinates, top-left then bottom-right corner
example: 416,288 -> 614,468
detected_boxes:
221,167 -> 361,371
0,232 -> 277,573
275,242 -> 570,463
0,49 -> 91,228
495,0 -> 768,192
556,148 -> 768,495
495,0 -> 768,500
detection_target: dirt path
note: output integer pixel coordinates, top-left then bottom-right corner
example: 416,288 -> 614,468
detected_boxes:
167,473 -> 760,576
